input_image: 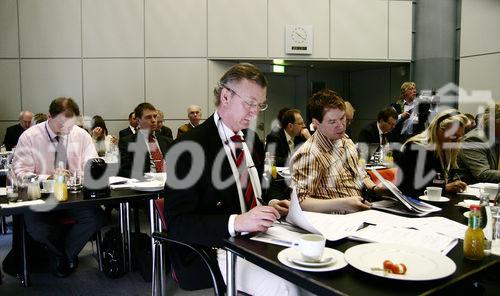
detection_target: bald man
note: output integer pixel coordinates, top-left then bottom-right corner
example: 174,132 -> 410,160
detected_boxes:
3,110 -> 33,150
176,104 -> 202,139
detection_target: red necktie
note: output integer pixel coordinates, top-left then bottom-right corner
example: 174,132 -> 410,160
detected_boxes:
230,135 -> 256,211
148,135 -> 165,172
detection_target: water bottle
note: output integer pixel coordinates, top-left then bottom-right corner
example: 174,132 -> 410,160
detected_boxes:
5,164 -> 18,202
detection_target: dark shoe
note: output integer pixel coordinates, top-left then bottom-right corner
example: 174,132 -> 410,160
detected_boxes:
53,256 -> 70,278
68,257 -> 79,273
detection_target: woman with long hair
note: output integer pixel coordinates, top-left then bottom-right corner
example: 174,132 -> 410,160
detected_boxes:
90,115 -> 117,157
398,109 -> 469,197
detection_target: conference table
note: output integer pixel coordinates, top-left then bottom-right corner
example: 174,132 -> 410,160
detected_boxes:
224,195 -> 500,296
0,187 -> 162,287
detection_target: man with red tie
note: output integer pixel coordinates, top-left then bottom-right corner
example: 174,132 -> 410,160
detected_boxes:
118,102 -> 171,179
164,63 -> 298,295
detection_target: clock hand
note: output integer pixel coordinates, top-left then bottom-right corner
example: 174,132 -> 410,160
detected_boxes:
295,32 -> 306,40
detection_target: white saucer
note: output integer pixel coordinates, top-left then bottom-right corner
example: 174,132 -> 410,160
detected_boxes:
41,189 -> 53,194
290,254 -> 335,267
418,195 -> 449,203
277,247 -> 347,272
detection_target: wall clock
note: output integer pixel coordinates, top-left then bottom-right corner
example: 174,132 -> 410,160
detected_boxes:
285,25 -> 313,55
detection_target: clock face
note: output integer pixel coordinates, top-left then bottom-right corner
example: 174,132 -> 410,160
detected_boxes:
291,27 -> 308,44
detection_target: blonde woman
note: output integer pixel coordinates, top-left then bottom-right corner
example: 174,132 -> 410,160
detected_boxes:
398,109 -> 468,197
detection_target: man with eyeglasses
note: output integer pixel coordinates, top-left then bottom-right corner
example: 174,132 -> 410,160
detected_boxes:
265,109 -> 310,167
164,63 -> 306,295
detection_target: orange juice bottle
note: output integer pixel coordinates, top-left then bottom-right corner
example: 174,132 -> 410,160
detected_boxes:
464,205 -> 485,260
54,161 -> 68,202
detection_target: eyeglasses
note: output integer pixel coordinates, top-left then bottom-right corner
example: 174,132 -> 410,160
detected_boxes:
224,86 -> 268,111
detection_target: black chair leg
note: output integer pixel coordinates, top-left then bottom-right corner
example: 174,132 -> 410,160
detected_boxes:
95,230 -> 103,272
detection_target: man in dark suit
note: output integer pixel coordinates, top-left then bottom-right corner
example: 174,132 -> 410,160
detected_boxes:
155,110 -> 174,142
358,108 -> 398,162
118,112 -> 138,139
265,109 -> 309,167
3,110 -> 33,150
118,103 -> 171,179
176,105 -> 201,139
164,63 -> 297,295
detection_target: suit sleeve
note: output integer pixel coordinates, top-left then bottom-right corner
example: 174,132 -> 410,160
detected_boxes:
459,139 -> 500,183
164,145 -> 231,247
118,137 -> 132,178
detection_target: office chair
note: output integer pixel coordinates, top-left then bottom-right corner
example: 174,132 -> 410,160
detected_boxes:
151,198 -> 225,296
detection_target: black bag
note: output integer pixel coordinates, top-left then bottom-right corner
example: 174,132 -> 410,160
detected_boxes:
131,232 -> 153,282
101,227 -> 125,279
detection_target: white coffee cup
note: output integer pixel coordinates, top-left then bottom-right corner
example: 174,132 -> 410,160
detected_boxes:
424,186 -> 442,201
293,234 -> 326,262
483,184 -> 498,201
42,179 -> 55,193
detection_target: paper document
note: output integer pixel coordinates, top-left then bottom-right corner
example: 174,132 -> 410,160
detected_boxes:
285,188 -> 364,241
370,169 -> 441,215
251,223 -> 306,247
1,199 -> 45,208
350,225 -> 458,255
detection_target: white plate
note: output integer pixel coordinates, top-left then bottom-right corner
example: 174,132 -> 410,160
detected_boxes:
277,247 -> 347,272
463,211 -> 470,219
41,189 -> 53,194
133,181 -> 164,192
344,243 -> 456,281
419,195 -> 450,203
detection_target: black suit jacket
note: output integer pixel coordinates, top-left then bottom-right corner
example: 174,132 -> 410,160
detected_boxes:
157,126 -> 173,142
3,124 -> 26,150
118,127 -> 134,139
390,99 -> 430,143
264,128 -> 306,167
118,133 -> 171,178
164,114 -> 264,289
358,121 -> 381,145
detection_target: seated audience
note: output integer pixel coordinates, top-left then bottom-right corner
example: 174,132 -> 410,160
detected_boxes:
164,63 -> 300,295
459,105 -> 500,183
155,110 -> 174,142
176,104 -> 202,139
3,110 -> 33,150
90,115 -> 117,157
12,97 -> 104,277
464,113 -> 477,134
270,107 -> 290,133
265,109 -> 310,167
33,112 -> 48,124
119,111 -> 138,138
398,109 -> 468,197
118,103 -> 171,178
291,89 -> 379,214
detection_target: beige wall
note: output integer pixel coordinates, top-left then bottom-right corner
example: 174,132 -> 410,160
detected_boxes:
0,0 -> 412,141
459,0 -> 500,115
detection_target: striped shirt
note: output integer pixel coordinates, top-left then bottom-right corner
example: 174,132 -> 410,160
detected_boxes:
291,130 -> 368,203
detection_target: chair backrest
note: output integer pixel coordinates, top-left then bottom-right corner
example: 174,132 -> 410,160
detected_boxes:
153,198 -> 167,229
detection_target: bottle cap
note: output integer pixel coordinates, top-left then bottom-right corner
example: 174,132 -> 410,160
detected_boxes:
470,204 -> 480,211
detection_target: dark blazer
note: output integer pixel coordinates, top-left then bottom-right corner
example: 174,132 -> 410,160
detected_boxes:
358,121 -> 381,145
157,126 -> 173,142
118,126 -> 135,139
3,123 -> 26,150
391,98 -> 430,143
164,114 -> 264,289
264,128 -> 306,167
118,133 -> 171,178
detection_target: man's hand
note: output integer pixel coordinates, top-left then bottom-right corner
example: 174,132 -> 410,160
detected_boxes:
446,180 -> 467,193
336,196 -> 371,213
234,206 -> 280,233
269,199 -> 290,217
401,111 -> 411,120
